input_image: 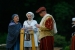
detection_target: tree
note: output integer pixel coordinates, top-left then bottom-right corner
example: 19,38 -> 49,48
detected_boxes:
54,34 -> 67,47
53,2 -> 74,36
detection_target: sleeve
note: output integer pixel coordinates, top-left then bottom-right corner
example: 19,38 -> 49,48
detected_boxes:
33,20 -> 38,32
45,18 -> 53,30
39,25 -> 48,30
34,20 -> 38,24
20,23 -> 22,28
39,17 -> 53,30
8,25 -> 20,37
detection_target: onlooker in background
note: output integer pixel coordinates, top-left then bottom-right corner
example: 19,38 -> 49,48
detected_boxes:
71,17 -> 75,50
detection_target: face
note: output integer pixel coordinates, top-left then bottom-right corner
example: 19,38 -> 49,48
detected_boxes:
73,21 -> 75,24
13,15 -> 19,22
39,11 -> 46,17
27,14 -> 32,20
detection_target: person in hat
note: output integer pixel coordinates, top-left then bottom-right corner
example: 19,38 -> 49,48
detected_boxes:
36,7 -> 57,50
23,12 -> 38,50
6,14 -> 23,50
71,17 -> 75,50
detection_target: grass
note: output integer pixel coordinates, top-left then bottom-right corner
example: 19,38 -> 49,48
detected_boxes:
0,33 -> 7,44
0,33 -> 7,50
0,46 -> 6,50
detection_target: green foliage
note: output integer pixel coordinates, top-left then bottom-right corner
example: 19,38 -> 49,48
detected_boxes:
54,34 -> 67,47
0,33 -> 7,44
53,2 -> 74,35
64,46 -> 70,50
53,2 -> 74,19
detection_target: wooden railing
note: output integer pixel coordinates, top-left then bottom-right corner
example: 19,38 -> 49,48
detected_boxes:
29,30 -> 36,50
20,29 -> 36,50
20,29 -> 24,50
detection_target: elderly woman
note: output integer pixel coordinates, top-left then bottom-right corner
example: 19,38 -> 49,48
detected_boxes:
6,14 -> 22,50
23,12 -> 38,50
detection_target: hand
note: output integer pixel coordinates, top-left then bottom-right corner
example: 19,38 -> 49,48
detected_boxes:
21,28 -> 25,30
36,24 -> 40,28
28,26 -> 32,29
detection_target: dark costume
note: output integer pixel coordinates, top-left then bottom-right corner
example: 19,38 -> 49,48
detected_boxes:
6,21 -> 22,50
71,24 -> 75,50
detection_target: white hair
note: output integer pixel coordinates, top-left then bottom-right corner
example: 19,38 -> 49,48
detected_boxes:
72,18 -> 75,21
26,12 -> 34,19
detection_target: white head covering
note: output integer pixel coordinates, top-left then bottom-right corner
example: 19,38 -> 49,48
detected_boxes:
26,12 -> 34,20
72,18 -> 75,21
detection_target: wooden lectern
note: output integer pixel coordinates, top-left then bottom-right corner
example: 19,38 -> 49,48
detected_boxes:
20,29 -> 36,50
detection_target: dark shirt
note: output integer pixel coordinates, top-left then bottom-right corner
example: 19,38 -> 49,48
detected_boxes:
72,24 -> 75,33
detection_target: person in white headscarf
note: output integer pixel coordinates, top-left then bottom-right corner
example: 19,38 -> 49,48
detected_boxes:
23,12 -> 38,50
71,17 -> 75,50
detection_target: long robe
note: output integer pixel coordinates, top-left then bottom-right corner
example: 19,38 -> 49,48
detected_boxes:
6,21 -> 22,50
39,14 -> 55,50
23,20 -> 38,47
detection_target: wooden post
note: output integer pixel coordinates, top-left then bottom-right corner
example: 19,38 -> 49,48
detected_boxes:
20,29 -> 24,50
29,30 -> 36,50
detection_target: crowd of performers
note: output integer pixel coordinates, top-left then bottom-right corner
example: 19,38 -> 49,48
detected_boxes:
6,6 -> 74,50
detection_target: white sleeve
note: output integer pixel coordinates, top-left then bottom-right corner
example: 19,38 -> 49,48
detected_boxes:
34,20 -> 38,24
33,20 -> 38,32
32,20 -> 38,28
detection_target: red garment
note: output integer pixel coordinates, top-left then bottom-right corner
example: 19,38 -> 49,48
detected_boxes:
36,7 -> 46,13
40,36 -> 54,50
39,17 -> 54,50
71,36 -> 75,50
45,18 -> 53,30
